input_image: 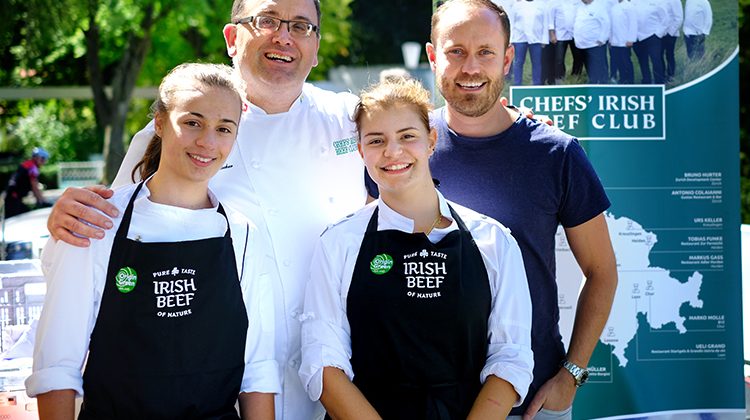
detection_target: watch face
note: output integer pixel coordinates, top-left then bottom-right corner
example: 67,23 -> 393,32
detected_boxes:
579,370 -> 589,385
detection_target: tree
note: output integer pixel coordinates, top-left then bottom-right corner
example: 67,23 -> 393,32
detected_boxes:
12,0 -> 217,182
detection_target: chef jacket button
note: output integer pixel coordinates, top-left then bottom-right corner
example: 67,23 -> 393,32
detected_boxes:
251,160 -> 261,169
328,197 -> 335,204
320,147 -> 328,155
289,359 -> 300,368
291,310 -> 299,318
283,259 -> 291,267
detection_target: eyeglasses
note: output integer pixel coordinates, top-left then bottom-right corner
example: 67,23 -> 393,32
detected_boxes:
234,15 -> 319,38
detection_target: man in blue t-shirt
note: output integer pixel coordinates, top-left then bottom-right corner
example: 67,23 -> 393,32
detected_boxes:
426,1 -> 617,418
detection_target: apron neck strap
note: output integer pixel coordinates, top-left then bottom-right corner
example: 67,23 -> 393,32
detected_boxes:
115,181 -> 145,240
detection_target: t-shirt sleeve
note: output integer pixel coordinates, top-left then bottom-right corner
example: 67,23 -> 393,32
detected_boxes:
559,139 -> 610,228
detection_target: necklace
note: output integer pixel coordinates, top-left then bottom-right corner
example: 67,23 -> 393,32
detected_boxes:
425,212 -> 443,235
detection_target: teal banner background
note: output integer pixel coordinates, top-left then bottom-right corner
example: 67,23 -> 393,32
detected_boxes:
510,51 -> 743,419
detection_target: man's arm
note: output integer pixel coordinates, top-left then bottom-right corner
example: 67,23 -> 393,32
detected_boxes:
37,389 -> 76,420
30,176 -> 46,204
238,392 -> 274,420
320,367 -> 381,420
523,213 -> 617,419
46,121 -> 154,246
467,376 -> 517,419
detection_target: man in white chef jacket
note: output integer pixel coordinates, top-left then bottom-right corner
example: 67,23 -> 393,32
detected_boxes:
683,0 -> 713,60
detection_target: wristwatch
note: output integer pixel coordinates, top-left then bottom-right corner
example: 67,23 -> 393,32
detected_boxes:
562,360 -> 589,387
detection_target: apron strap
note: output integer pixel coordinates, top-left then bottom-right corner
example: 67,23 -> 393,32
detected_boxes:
114,181 -> 145,240
365,207 -> 380,234
216,203 -> 232,239
446,204 -> 469,233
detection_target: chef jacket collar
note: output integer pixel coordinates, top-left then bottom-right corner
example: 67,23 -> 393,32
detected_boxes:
375,189 -> 456,236
140,174 -> 221,210
243,85 -> 311,115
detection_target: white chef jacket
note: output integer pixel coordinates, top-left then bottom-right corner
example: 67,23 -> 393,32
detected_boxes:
634,0 -> 668,41
510,0 -> 550,44
664,0 -> 684,37
610,0 -> 638,47
111,83 -> 367,420
573,1 -> 610,49
683,0 -> 713,36
27,182 -> 280,398
299,192 -> 534,406
549,0 -> 580,41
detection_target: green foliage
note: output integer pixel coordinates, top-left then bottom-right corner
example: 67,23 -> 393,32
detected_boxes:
2,0 -> 355,178
311,0 -> 354,80
3,100 -> 99,163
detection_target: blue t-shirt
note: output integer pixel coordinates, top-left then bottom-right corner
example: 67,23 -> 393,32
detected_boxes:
432,108 -> 610,413
366,108 -> 611,413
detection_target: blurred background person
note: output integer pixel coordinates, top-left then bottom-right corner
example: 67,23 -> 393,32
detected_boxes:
609,0 -> 637,84
683,0 -> 713,60
663,0 -> 684,82
4,147 -> 51,218
539,0 -> 556,85
511,0 -> 550,85
573,0 -> 610,84
548,0 -> 580,83
633,0 -> 667,84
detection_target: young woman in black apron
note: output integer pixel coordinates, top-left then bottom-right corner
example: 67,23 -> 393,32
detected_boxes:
299,79 -> 533,419
28,63 -> 277,419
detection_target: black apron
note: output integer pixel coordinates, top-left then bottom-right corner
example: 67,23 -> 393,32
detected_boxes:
345,205 -> 492,420
80,181 -> 248,420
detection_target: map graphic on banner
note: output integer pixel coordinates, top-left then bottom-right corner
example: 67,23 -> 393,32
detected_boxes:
556,212 -> 706,371
510,50 -> 744,420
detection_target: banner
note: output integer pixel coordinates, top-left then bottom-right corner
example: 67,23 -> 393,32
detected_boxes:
509,1 -> 743,418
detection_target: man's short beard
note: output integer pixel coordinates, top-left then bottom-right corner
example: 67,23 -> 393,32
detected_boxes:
438,78 -> 504,118
451,95 -> 499,117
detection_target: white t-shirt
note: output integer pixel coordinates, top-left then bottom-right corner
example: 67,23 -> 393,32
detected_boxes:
299,192 -> 534,406
111,83 -> 367,420
683,0 -> 713,36
27,182 -> 280,398
610,0 -> 638,47
573,1 -> 610,49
